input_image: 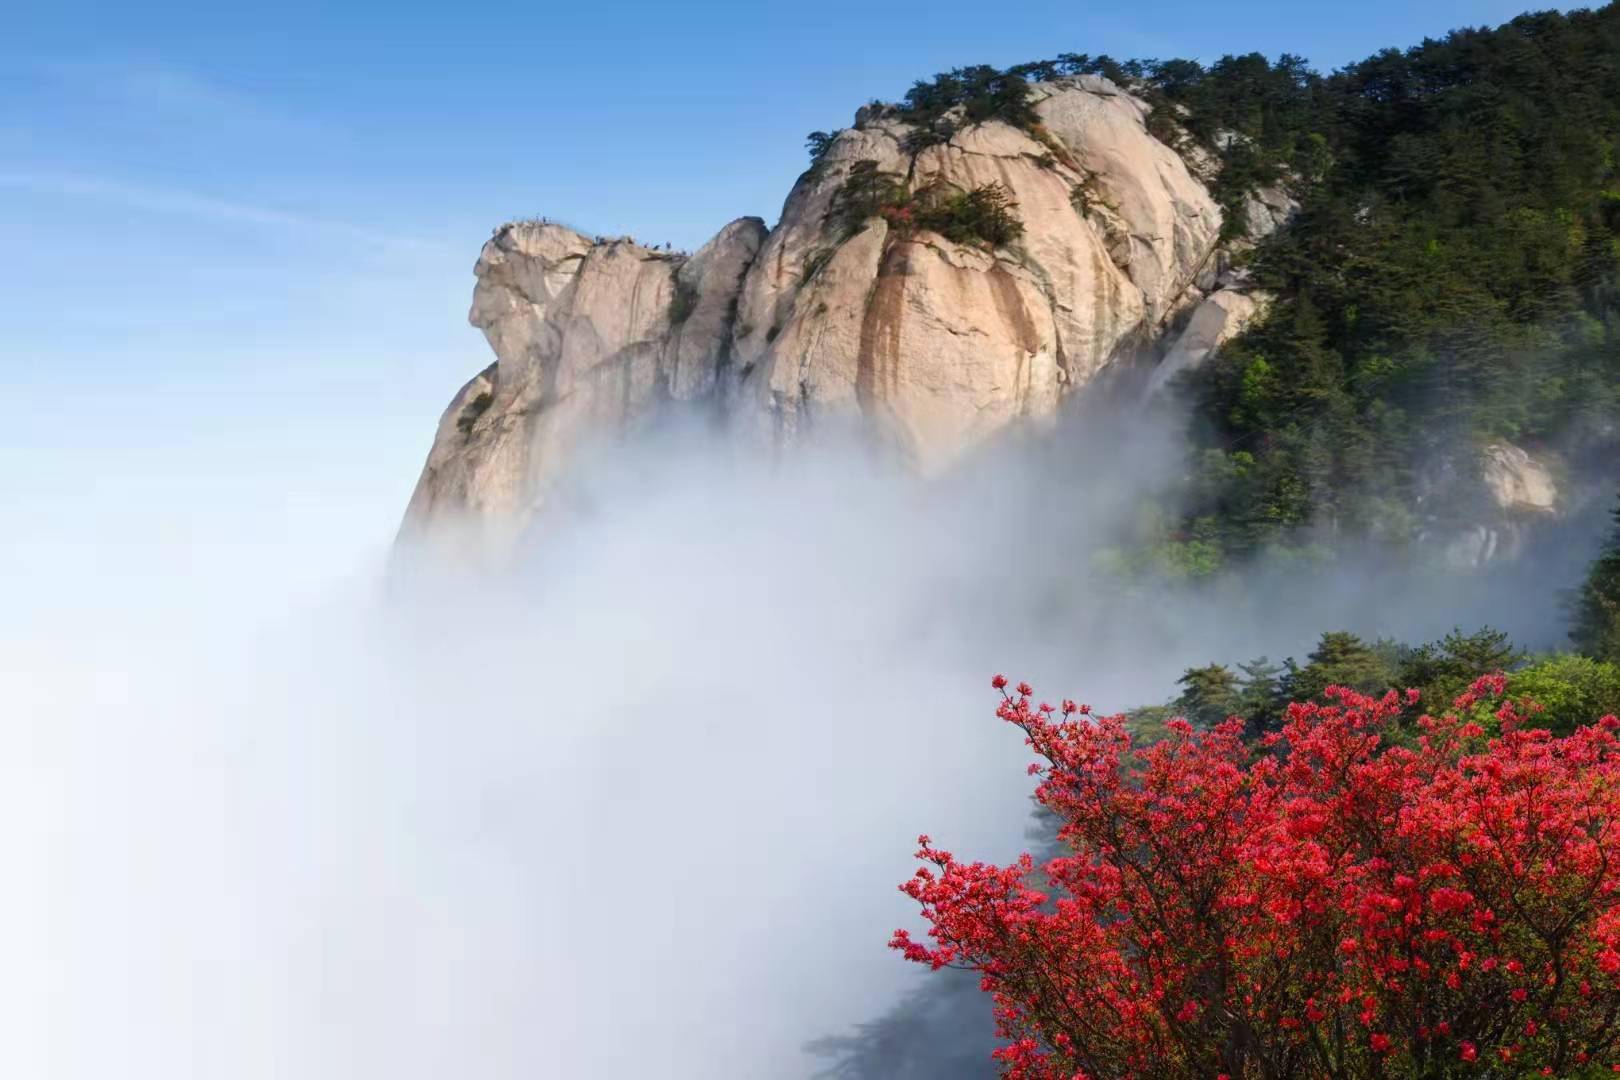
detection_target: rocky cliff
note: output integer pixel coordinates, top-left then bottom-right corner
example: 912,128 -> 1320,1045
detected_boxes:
400,76 -> 1281,547
400,218 -> 766,539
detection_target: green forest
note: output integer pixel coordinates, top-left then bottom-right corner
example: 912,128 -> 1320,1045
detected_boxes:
1135,621 -> 1620,742
1168,9 -> 1620,563
838,6 -> 1620,580
805,13 -> 1620,1079
805,6 -> 1620,730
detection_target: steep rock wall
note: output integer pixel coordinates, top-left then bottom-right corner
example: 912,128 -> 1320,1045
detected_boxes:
402,77 -> 1253,543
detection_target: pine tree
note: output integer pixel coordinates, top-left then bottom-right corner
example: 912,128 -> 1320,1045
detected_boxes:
1396,627 -> 1523,708
1572,497 -> 1620,663
1285,631 -> 1398,703
1236,656 -> 1287,736
1174,664 -> 1242,728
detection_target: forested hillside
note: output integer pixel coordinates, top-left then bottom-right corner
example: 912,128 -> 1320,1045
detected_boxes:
1179,6 -> 1620,558
818,16 -> 1620,1073
865,5 -> 1620,569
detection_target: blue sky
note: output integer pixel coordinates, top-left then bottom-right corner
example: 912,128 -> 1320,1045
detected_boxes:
0,0 -> 1585,600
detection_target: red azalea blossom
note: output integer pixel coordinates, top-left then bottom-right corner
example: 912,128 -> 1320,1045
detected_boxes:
893,676 -> 1620,1078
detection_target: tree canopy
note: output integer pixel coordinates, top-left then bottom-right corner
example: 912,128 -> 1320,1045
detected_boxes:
836,7 -> 1620,571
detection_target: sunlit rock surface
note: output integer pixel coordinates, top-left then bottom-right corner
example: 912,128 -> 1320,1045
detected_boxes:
403,77 -> 1266,542
1430,442 -> 1561,570
1482,441 -> 1559,515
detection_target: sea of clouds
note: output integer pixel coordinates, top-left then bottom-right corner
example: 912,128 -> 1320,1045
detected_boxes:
4,409 -> 1606,1078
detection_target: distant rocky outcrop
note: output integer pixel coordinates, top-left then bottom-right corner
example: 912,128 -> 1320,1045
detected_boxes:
401,76 -> 1285,546
1481,441 -> 1559,516
1146,289 -> 1268,397
1432,442 -> 1563,570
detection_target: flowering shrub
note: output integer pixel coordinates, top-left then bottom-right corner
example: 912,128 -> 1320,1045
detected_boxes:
892,675 -> 1620,1078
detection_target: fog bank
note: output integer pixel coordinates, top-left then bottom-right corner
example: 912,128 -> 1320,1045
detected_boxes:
3,416 -> 1603,1078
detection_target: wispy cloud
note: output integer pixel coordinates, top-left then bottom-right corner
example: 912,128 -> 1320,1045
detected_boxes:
0,55 -> 461,254
0,170 -> 438,252
14,54 -> 308,136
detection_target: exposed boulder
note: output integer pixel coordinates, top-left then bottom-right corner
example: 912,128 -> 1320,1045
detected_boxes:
1241,184 -> 1299,244
1426,442 -> 1560,570
1145,288 -> 1268,396
1482,441 -> 1559,515
466,223 -> 592,359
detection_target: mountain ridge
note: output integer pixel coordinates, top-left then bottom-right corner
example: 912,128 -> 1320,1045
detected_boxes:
400,74 -> 1276,551
402,6 -> 1620,574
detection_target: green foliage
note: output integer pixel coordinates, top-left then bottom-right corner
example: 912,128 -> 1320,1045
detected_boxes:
1149,538 -> 1224,580
902,120 -> 956,156
1089,503 -> 1233,584
1508,653 -> 1620,735
1138,52 -> 1320,240
1394,626 -> 1524,710
802,247 -> 837,283
846,13 -> 1620,567
1235,656 -> 1287,736
910,182 -> 1025,248
1572,496 -> 1620,662
1068,177 -> 1117,221
897,65 -> 1038,134
805,129 -> 840,161
831,165 -> 1025,250
832,159 -> 908,237
880,50 -> 1321,235
1160,623 -> 1614,746
1177,9 -> 1620,557
1174,664 -> 1241,728
1284,631 -> 1402,703
1068,183 -> 1093,218
1123,703 -> 1180,746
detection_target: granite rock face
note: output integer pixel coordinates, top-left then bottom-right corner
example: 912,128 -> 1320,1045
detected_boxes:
1481,441 -> 1559,515
402,77 -> 1268,543
1146,288 -> 1269,396
1427,442 -> 1561,570
400,219 -> 765,547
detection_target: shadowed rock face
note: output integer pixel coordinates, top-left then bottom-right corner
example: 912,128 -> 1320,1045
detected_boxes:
401,76 -> 1268,546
